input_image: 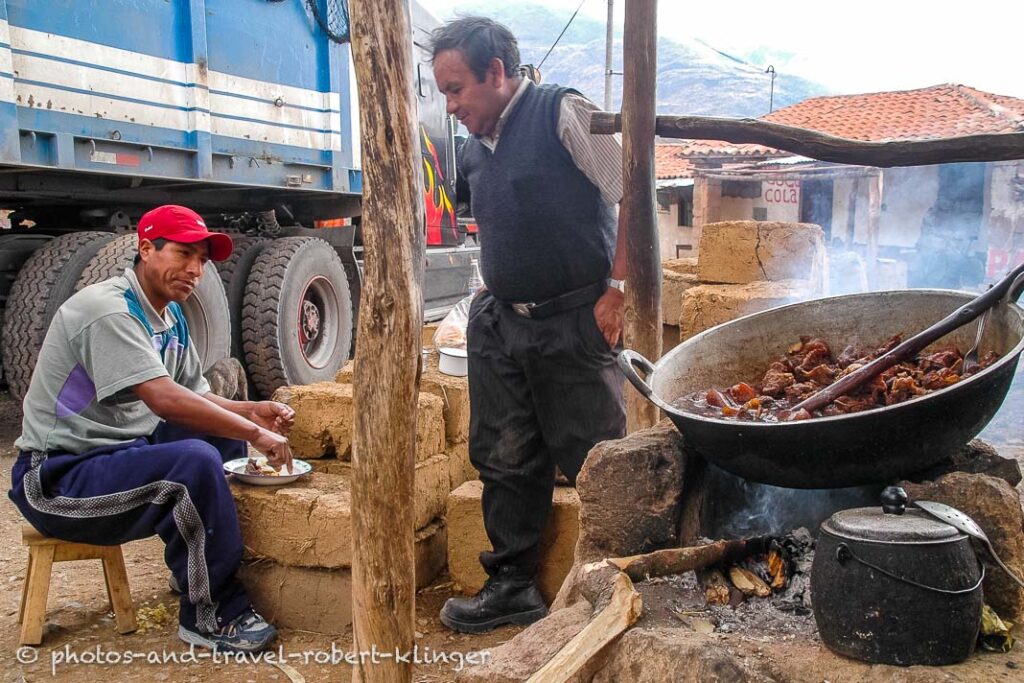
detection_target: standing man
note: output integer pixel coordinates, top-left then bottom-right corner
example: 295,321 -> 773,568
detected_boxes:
8,205 -> 294,653
431,17 -> 627,633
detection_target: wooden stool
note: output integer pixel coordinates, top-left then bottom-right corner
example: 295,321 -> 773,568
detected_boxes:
18,525 -> 137,645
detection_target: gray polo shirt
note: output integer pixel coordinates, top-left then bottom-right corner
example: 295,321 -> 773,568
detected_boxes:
16,268 -> 210,454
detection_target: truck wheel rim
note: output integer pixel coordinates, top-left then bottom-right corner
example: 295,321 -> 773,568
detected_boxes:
296,275 -> 338,369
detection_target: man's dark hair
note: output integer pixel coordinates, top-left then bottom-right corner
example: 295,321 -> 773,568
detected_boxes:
429,16 -> 520,81
133,237 -> 169,266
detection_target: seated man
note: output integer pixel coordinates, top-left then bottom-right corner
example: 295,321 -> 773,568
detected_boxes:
8,205 -> 295,653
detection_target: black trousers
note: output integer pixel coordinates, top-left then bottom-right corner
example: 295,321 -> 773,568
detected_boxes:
467,291 -> 626,573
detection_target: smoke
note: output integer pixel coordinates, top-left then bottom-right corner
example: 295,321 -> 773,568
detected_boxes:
702,464 -> 882,539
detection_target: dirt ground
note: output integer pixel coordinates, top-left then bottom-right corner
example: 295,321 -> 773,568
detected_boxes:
0,392 -> 523,683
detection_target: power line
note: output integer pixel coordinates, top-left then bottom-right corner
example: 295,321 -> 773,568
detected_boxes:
538,0 -> 588,70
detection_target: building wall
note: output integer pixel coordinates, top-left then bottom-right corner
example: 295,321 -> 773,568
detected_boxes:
657,199 -> 697,259
984,160 -> 1024,277
878,166 -> 939,248
708,180 -> 801,223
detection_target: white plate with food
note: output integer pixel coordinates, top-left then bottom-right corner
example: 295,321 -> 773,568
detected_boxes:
224,457 -> 311,485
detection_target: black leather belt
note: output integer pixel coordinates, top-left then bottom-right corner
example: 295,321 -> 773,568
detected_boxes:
505,280 -> 607,319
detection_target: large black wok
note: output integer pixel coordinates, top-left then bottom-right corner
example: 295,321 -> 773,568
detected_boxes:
620,289 -> 1024,489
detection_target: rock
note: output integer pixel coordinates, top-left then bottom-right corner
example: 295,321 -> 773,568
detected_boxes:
903,472 -> 1024,620
415,520 -> 449,589
238,521 -> 446,634
272,383 -> 354,459
696,220 -> 826,289
679,280 -> 814,342
447,480 -> 580,604
231,472 -> 351,568
910,438 -> 1022,487
574,422 -> 687,563
421,367 -> 471,446
334,360 -> 354,384
662,271 -> 698,326
273,382 -> 445,461
663,257 -> 698,276
239,561 -> 352,633
310,454 -> 451,531
447,439 -> 478,490
455,600 -> 593,682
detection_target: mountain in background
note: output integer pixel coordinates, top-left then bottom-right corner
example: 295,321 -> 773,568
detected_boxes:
433,3 -> 831,118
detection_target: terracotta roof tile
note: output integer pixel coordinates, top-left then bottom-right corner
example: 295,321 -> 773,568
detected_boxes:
655,145 -> 695,180
655,141 -> 785,179
762,84 -> 1024,141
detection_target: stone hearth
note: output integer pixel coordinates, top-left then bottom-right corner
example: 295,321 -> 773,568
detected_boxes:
459,423 -> 1024,681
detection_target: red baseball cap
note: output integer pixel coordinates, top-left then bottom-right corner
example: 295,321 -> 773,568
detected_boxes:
137,205 -> 233,261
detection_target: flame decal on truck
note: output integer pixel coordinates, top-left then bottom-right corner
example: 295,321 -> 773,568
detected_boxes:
421,126 -> 457,246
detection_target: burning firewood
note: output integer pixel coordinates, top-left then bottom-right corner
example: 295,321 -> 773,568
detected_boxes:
767,543 -> 788,590
728,567 -> 771,598
700,569 -> 732,606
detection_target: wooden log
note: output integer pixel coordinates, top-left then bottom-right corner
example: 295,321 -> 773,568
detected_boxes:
620,0 -> 661,433
591,113 -> 1024,167
699,568 -> 731,606
527,570 -> 643,683
605,537 -> 772,581
728,567 -> 771,598
348,0 -> 425,680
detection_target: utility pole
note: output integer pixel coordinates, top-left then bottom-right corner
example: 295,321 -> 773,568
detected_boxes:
766,65 -> 776,113
604,0 -> 614,110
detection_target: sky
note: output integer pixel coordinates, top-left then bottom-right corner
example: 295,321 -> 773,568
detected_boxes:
420,0 -> 1024,99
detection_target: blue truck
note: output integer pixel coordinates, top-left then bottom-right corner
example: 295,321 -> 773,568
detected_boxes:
0,0 -> 475,400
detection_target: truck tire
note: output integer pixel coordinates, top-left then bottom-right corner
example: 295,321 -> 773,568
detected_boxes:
242,237 -> 353,398
0,233 -> 54,384
2,231 -> 116,400
217,235 -> 269,359
76,233 -> 231,372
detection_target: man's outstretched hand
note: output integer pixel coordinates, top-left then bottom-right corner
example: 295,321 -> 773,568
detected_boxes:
252,428 -> 294,474
250,401 -> 295,436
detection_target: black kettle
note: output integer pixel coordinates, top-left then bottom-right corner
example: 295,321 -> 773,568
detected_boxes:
811,486 -> 984,666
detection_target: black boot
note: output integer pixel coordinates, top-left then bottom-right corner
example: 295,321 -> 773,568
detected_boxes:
439,566 -> 548,633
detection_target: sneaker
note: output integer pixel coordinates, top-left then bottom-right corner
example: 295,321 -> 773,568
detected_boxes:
439,565 -> 547,634
178,608 -> 278,653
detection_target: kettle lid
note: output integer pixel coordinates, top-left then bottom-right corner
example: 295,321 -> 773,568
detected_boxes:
822,486 -> 964,544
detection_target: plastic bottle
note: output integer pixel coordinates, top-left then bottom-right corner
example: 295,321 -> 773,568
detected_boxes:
468,258 -> 485,293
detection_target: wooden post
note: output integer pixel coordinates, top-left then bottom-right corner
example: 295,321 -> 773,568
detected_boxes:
348,1 -> 425,680
620,0 -> 660,432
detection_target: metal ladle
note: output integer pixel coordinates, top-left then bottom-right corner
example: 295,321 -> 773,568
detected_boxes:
914,500 -> 1024,590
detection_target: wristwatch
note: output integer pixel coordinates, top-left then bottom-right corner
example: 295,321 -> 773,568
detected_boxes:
607,277 -> 626,294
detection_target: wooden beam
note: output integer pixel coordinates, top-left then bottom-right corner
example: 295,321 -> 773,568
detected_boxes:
348,0 -> 425,680
620,0 -> 660,432
591,113 -> 1024,167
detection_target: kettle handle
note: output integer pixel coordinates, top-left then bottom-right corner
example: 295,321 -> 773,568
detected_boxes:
836,542 -> 985,595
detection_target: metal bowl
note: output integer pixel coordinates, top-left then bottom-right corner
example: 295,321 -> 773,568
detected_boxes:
621,290 -> 1024,489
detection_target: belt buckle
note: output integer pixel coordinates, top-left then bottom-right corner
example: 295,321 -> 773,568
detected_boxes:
512,302 -> 536,318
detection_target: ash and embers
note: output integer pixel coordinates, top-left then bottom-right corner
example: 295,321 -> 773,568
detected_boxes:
637,529 -> 820,641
